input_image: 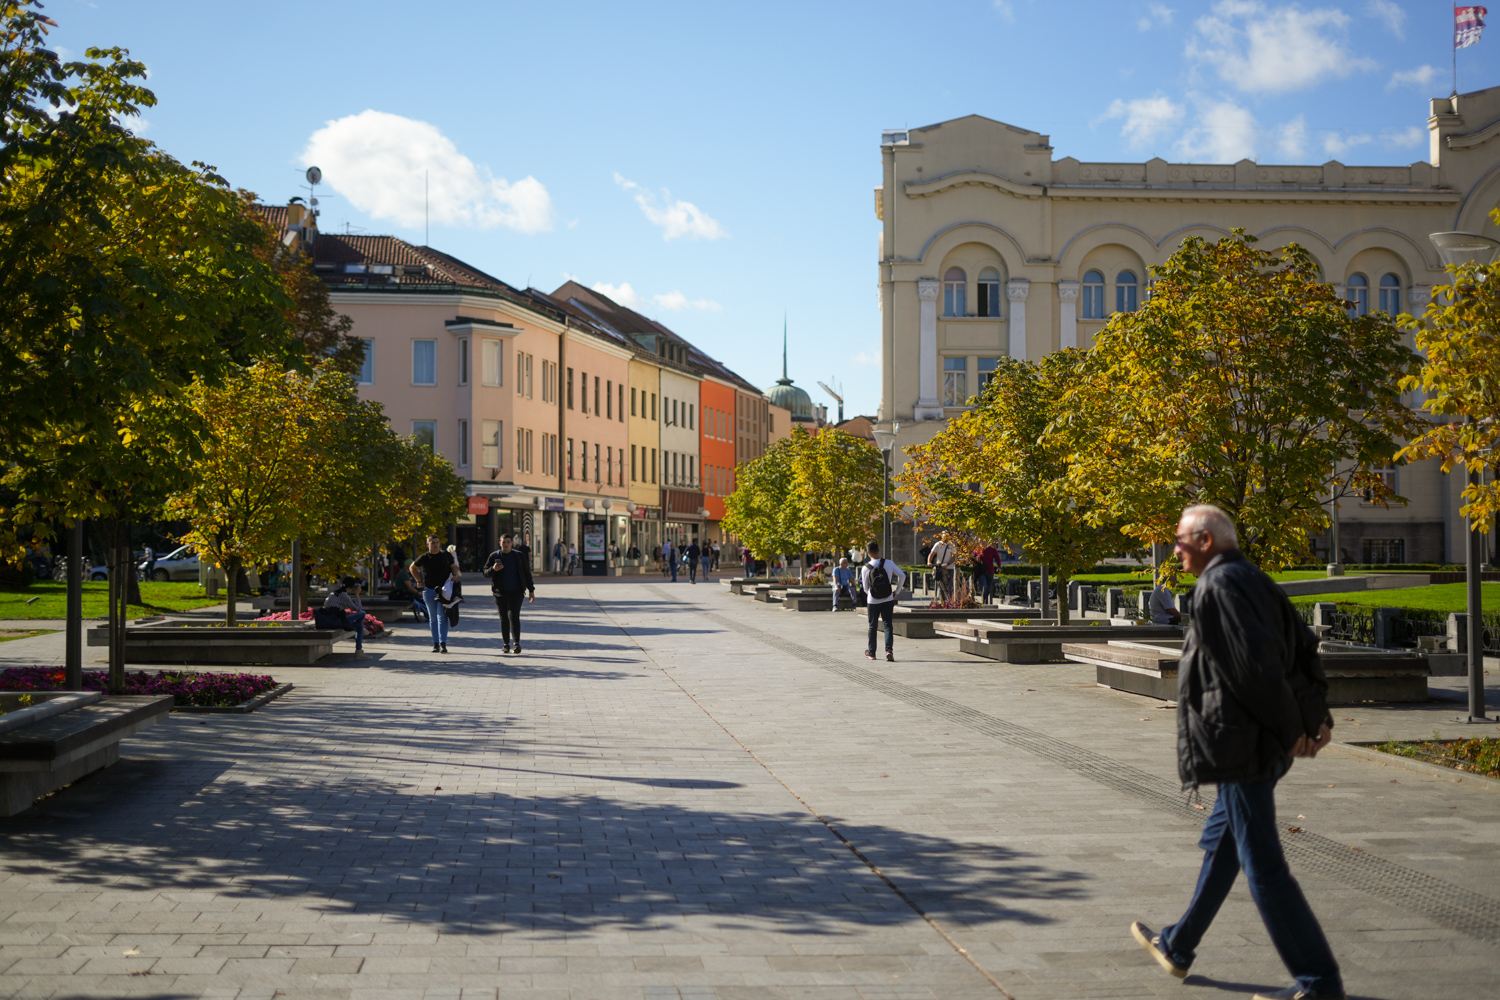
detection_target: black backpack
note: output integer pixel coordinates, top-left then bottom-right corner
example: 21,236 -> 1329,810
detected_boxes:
868,559 -> 892,600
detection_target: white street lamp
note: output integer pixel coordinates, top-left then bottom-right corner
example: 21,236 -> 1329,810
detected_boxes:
871,423 -> 900,559
1429,230 -> 1500,725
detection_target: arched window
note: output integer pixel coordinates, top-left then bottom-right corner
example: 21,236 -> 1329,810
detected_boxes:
1116,270 -> 1139,313
1082,270 -> 1105,319
977,268 -> 1003,317
1379,273 -> 1401,316
1347,273 -> 1369,317
943,267 -> 966,317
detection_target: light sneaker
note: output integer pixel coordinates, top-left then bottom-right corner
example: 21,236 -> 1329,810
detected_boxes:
1130,921 -> 1187,979
1252,989 -> 1345,1000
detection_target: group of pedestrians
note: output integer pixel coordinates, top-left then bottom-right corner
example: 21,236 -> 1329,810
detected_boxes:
657,538 -> 713,583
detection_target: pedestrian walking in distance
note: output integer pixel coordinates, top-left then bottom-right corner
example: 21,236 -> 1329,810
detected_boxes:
483,531 -> 535,655
686,539 -> 701,584
861,541 -> 906,662
665,538 -> 679,582
410,535 -> 459,653
700,542 -> 713,582
1131,504 -> 1341,1000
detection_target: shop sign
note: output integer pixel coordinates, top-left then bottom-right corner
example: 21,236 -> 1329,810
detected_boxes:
467,496 -> 490,516
543,497 -> 565,511
631,506 -> 659,519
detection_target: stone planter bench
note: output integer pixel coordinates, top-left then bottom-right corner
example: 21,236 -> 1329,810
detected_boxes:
1067,639 -> 1432,704
781,588 -> 833,611
753,584 -> 792,603
251,596 -> 412,623
726,577 -> 773,595
893,605 -> 1033,638
88,620 -> 351,665
0,692 -> 173,816
935,619 -> 1182,663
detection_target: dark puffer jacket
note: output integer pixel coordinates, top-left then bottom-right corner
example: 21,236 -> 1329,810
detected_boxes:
1177,549 -> 1332,788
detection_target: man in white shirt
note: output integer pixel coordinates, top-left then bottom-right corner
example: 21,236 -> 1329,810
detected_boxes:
861,541 -> 907,662
928,537 -> 956,600
1150,583 -> 1182,625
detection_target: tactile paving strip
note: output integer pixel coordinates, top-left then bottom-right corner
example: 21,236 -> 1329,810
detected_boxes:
656,589 -> 1500,944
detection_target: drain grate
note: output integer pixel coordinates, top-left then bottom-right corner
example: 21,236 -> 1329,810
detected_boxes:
655,590 -> 1500,944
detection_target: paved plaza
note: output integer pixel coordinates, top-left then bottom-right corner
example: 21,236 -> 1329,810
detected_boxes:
1,579 -> 1498,1000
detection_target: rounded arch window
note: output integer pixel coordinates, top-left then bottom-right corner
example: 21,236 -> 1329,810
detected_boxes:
1346,273 -> 1369,317
1378,273 -> 1401,316
943,267 -> 967,317
1082,270 -> 1105,320
1116,270 -> 1139,313
977,267 -> 1003,317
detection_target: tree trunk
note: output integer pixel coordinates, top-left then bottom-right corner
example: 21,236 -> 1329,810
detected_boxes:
107,519 -> 127,692
225,555 -> 240,627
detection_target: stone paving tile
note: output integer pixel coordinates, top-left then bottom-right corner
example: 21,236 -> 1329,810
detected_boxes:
0,581 -> 1496,998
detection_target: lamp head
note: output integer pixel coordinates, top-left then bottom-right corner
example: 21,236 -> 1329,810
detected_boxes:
1430,231 -> 1500,268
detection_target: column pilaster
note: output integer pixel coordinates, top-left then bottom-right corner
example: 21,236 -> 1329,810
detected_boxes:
1058,281 -> 1079,351
1007,280 -> 1031,360
914,279 -> 944,421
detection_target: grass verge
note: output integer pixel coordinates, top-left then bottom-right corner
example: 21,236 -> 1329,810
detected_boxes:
0,581 -> 224,620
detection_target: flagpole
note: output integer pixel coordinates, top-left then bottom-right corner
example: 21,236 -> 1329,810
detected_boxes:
1454,4 -> 1459,95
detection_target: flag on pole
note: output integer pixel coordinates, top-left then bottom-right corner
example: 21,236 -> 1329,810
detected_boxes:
1456,6 -> 1487,49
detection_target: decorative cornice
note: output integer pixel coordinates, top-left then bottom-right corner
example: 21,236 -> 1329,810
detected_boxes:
1044,185 -> 1457,206
1007,279 -> 1031,301
1057,281 -> 1080,301
905,169 -> 1045,201
917,279 -> 940,301
1449,116 -> 1500,150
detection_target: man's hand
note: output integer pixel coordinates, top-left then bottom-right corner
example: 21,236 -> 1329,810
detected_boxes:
527,592 -> 535,603
1291,723 -> 1334,759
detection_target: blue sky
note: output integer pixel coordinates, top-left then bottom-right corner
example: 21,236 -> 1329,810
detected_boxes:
49,0 -> 1494,418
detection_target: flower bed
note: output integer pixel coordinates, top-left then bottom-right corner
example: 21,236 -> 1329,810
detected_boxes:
0,667 -> 279,708
256,608 -> 384,635
1374,737 -> 1500,779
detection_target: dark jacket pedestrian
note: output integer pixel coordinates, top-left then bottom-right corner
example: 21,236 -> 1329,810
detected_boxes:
1132,505 -> 1341,1000
685,542 -> 701,583
483,535 -> 536,654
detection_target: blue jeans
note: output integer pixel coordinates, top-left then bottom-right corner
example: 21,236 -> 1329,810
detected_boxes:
1161,764 -> 1342,996
422,588 -> 448,645
336,610 -> 365,650
979,572 -> 994,603
670,559 -> 678,582
867,600 -> 894,653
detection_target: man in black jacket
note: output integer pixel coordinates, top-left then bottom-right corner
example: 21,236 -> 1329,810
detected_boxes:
1132,505 -> 1342,1000
482,532 -> 535,655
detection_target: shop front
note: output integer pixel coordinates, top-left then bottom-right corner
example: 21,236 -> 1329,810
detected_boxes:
662,488 -> 706,552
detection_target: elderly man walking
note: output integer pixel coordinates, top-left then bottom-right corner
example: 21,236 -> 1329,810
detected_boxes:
1131,505 -> 1341,1000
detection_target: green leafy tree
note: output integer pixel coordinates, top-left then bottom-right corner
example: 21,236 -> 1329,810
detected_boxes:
793,427 -> 886,558
1398,207 -> 1500,532
723,433 -> 806,574
1055,231 -> 1422,571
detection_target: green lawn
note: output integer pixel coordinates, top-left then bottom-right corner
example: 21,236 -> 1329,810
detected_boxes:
0,582 -> 224,620
0,629 -> 55,643
1290,582 -> 1500,615
1070,569 -> 1327,586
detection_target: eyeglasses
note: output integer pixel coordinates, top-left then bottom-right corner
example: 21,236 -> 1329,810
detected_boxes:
1173,530 -> 1206,547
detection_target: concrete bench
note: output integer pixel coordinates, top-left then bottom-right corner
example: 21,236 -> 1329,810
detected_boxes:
251,596 -> 412,623
89,620 -> 351,665
753,584 -> 791,603
782,588 -> 833,611
892,605 -> 1032,638
935,619 -> 1183,663
0,692 -> 173,816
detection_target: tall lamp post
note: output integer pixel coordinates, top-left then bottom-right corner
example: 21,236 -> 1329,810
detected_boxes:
872,423 -> 899,559
1429,231 -> 1500,724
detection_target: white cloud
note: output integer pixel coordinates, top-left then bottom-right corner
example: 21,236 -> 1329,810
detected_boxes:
1139,2 -> 1175,30
1367,0 -> 1405,37
590,281 -> 720,313
1381,124 -> 1427,148
1187,1 -> 1376,94
852,346 -> 881,367
992,0 -> 1015,21
1173,97 -> 1262,162
613,172 -> 726,241
302,110 -> 553,234
653,290 -> 722,312
1096,94 -> 1185,148
1323,130 -> 1373,158
1387,64 -> 1439,90
1274,114 -> 1308,158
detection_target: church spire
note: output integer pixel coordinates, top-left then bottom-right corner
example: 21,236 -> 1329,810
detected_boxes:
782,312 -> 788,381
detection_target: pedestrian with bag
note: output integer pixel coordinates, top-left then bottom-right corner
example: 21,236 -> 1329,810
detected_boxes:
928,536 -> 956,600
409,536 -> 459,653
483,531 -> 535,655
318,577 -> 368,656
1130,505 -> 1342,1000
861,541 -> 906,662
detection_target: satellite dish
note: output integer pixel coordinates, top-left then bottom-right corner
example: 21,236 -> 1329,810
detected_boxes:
305,166 -> 322,185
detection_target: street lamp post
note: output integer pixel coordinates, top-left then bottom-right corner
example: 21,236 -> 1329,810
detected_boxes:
1428,231 -> 1500,724
872,423 -> 899,560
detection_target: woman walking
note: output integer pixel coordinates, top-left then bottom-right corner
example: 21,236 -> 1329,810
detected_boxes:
483,532 -> 536,654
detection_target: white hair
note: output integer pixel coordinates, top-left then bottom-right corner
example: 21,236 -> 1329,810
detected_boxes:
1181,504 -> 1238,547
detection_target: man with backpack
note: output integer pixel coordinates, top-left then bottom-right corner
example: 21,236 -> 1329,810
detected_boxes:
861,541 -> 906,662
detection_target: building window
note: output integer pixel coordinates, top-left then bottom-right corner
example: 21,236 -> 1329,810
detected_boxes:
943,357 -> 967,407
977,356 -> 999,392
1361,467 -> 1398,504
1362,538 -> 1405,564
1082,270 -> 1105,319
356,339 -> 374,385
631,445 -> 637,481
457,419 -> 469,467
943,267 -> 966,317
651,447 -> 657,484
581,371 -> 589,413
618,384 -> 624,422
594,443 -> 600,483
542,360 -> 554,402
977,268 -> 1003,317
1115,271 -> 1139,313
1379,273 -> 1401,316
1347,273 -> 1369,317
606,447 -> 613,485
481,420 -> 501,468
567,438 -> 574,479
688,403 -> 694,430
631,388 -> 638,416
606,380 -> 613,419
594,376 -> 600,416
651,393 -> 658,421
482,339 -> 501,386
567,368 -> 574,409
458,338 -> 469,386
412,340 -> 436,386
412,420 -> 436,452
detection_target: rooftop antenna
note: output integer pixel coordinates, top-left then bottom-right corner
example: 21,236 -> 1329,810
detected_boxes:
781,313 -> 788,381
303,165 -> 321,215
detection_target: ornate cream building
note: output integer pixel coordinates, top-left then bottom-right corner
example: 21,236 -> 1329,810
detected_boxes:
875,86 -> 1500,566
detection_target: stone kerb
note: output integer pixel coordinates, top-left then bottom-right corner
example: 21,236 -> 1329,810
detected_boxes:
87,620 -> 349,665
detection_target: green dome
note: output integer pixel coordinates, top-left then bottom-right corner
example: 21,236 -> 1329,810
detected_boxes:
765,377 -> 817,423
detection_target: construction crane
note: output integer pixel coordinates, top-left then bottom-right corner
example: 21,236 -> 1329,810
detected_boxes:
818,380 -> 844,424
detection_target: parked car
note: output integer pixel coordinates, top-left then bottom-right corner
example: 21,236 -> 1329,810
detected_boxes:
142,545 -> 199,582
